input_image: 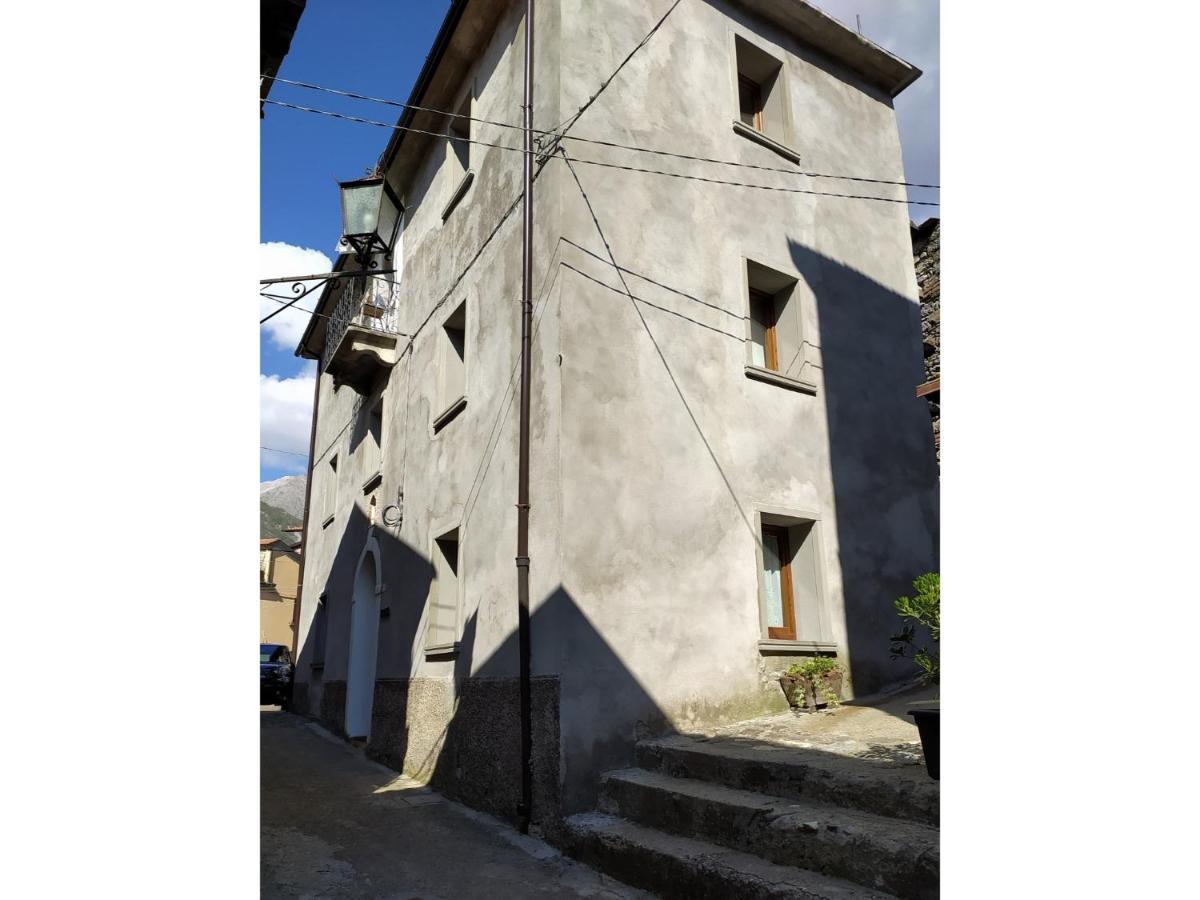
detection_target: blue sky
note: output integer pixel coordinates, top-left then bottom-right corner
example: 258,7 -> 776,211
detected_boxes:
260,1 -> 452,482
259,0 -> 939,483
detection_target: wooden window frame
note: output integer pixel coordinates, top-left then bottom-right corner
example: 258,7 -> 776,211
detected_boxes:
749,287 -> 779,371
738,74 -> 763,132
762,524 -> 796,640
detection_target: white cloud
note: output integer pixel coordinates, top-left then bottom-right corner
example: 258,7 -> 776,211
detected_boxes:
259,242 -> 334,352
260,364 -> 316,473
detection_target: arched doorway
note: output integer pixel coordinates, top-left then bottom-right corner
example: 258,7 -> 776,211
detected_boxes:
345,549 -> 380,740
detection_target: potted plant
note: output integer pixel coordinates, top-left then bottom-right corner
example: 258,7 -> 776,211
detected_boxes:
778,657 -> 844,712
890,572 -> 940,779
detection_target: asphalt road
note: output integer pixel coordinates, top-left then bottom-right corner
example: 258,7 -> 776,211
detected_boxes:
260,707 -> 648,899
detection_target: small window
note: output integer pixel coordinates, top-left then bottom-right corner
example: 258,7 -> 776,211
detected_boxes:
322,455 -> 338,525
734,37 -> 784,137
448,95 -> 471,177
744,260 -> 816,392
426,528 -> 460,653
738,75 -> 763,131
748,288 -> 778,371
434,300 -> 467,430
363,401 -> 383,488
442,95 -> 475,220
760,518 -> 824,641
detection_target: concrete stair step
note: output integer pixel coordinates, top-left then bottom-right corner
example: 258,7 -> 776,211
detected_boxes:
637,734 -> 939,827
600,768 -> 938,900
564,812 -> 901,900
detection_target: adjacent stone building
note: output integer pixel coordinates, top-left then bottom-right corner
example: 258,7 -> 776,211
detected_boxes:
913,217 -> 940,463
290,0 -> 939,836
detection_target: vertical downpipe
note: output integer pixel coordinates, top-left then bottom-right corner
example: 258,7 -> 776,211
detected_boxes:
516,0 -> 535,835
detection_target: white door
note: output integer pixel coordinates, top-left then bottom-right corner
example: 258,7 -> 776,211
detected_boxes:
345,553 -> 380,739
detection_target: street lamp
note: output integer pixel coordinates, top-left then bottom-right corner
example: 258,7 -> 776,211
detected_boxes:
338,176 -> 403,266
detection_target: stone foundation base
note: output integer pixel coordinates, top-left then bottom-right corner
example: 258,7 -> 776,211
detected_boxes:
367,676 -> 561,831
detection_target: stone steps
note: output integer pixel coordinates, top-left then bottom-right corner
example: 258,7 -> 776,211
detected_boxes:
598,768 -> 938,900
636,734 -> 939,827
564,812 -> 901,900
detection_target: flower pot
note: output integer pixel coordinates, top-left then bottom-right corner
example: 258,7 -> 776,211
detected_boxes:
817,672 -> 843,708
778,675 -> 811,709
779,672 -> 842,711
908,704 -> 939,780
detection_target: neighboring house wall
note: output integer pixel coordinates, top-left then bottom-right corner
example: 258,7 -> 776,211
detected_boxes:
293,0 -> 938,831
261,544 -> 300,645
913,218 -> 940,464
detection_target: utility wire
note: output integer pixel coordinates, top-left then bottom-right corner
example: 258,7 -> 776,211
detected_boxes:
553,0 -> 685,135
566,153 -> 936,205
263,99 -> 937,206
261,445 -> 308,458
264,98 -> 521,154
266,65 -> 936,189
263,73 -> 524,133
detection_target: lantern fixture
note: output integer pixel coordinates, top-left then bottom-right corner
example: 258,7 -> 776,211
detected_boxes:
338,176 -> 403,266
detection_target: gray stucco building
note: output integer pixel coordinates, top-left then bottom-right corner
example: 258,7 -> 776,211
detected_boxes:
290,0 -> 938,834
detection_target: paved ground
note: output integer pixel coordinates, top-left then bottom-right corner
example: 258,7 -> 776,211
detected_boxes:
260,707 -> 649,899
695,683 -> 937,765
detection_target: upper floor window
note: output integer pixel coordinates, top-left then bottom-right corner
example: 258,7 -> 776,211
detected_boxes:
433,299 -> 468,431
738,75 -> 763,131
744,259 -> 818,394
442,93 -> 475,220
321,454 -> 338,527
361,399 -> 383,491
732,35 -> 799,163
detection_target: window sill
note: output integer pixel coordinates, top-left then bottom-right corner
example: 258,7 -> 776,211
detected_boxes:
432,395 -> 467,433
745,365 -> 817,395
321,514 -> 335,530
732,120 -> 801,164
758,639 -> 839,654
362,471 -> 383,494
424,641 -> 461,660
441,170 -> 475,221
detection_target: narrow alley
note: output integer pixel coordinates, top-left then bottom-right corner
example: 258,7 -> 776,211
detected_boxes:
260,708 -> 647,899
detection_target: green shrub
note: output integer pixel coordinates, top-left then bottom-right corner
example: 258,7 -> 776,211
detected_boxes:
889,572 -> 939,685
784,657 -> 843,708
785,657 -> 842,679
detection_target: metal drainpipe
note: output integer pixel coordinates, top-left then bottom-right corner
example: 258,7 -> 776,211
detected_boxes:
288,358 -> 323,661
515,0 -> 535,835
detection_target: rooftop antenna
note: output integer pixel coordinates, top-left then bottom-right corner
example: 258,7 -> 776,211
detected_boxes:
856,14 -> 862,34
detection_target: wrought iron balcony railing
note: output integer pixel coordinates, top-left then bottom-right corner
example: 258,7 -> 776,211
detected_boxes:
321,275 -> 402,393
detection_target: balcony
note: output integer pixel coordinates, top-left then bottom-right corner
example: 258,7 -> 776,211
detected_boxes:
322,276 -> 401,394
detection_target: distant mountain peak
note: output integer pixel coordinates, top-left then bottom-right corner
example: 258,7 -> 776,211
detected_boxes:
260,474 -> 307,521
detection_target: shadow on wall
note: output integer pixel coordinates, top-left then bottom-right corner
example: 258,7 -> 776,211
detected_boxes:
292,503 -> 436,743
292,502 -> 669,831
787,239 -> 939,695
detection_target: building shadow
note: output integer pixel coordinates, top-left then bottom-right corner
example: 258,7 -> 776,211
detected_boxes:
786,239 -> 939,697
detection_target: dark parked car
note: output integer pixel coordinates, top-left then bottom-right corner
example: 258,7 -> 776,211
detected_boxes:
260,643 -> 293,706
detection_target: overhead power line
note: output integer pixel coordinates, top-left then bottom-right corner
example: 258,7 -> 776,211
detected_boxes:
260,445 -> 308,458
566,155 -> 936,205
553,0 -> 685,135
266,74 -> 937,190
262,99 -> 938,206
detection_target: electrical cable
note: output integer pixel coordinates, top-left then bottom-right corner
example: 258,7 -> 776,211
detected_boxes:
263,99 -> 937,206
